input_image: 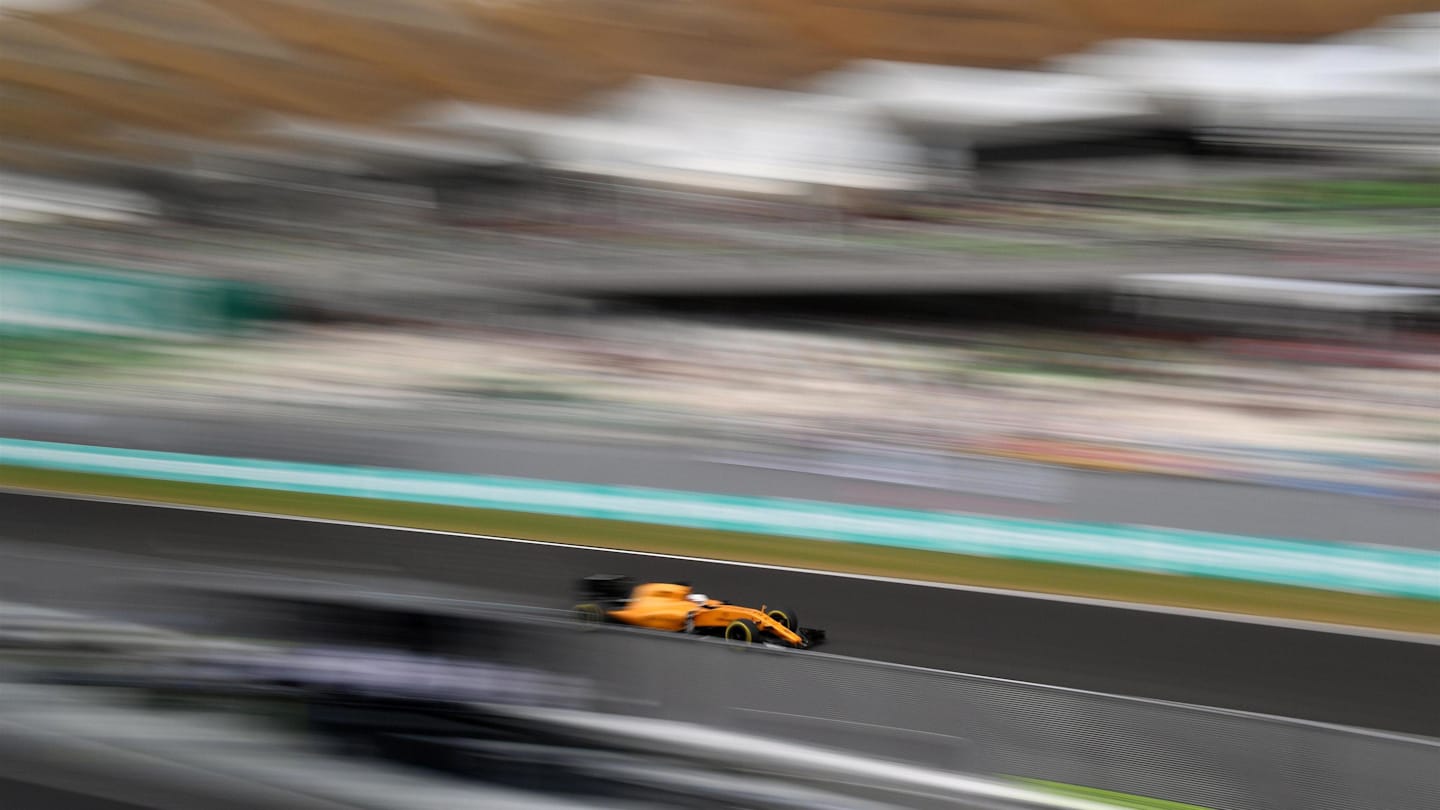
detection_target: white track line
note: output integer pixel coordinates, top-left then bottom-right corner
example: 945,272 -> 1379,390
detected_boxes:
5,486 -> 1438,645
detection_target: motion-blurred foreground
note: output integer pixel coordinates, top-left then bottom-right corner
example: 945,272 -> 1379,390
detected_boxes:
1,549 -> 1436,810
0,571 -> 933,810
2,2 -> 1440,809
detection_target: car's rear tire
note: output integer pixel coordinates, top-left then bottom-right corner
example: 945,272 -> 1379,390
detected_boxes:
724,619 -> 760,643
765,607 -> 798,631
573,603 -> 605,624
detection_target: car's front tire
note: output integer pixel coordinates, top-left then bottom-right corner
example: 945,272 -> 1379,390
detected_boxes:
765,607 -> 799,632
724,619 -> 761,643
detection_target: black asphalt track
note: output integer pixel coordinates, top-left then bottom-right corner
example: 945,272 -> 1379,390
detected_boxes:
2,492 -> 1437,736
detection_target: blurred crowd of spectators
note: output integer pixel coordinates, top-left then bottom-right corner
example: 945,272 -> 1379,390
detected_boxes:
9,314 -> 1435,501
4,169 -> 1438,294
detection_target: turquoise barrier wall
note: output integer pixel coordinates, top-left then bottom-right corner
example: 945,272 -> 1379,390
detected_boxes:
2,437 -> 1436,599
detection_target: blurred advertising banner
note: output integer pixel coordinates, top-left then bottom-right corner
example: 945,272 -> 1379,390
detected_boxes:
0,262 -> 278,338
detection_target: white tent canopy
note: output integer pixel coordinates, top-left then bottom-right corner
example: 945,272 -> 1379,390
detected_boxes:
1117,274 -> 1440,314
578,78 -> 925,189
1212,88 -> 1440,156
1053,38 -> 1438,130
416,78 -> 927,196
810,61 -> 1157,145
1327,12 -> 1440,72
0,170 -> 156,222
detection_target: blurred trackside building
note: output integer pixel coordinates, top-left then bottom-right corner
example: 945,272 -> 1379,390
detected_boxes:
0,1 -> 1438,320
1,1 -> 1436,206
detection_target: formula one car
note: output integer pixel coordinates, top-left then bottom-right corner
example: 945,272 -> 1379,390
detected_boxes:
574,575 -> 825,649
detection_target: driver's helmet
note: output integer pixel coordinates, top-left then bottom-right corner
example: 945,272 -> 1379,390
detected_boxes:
686,593 -> 709,604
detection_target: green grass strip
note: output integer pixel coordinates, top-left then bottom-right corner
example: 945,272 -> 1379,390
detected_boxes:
3,464 -> 1437,636
0,336 -> 163,377
1014,778 -> 1215,809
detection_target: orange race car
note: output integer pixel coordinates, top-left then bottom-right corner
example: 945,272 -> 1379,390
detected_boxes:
573,575 -> 825,649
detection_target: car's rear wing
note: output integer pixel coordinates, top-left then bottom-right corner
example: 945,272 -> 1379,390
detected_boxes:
579,574 -> 634,606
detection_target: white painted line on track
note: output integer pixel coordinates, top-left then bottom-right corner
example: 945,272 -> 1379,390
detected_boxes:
786,643 -> 1440,740
5,485 -> 1438,645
